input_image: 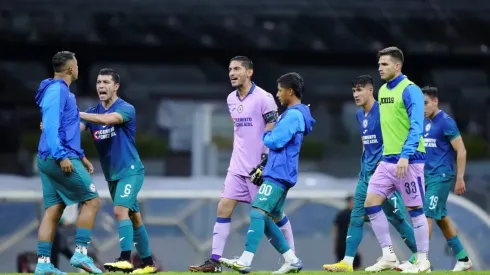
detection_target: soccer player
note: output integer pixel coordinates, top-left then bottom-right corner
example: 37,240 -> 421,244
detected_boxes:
34,51 -> 102,275
188,56 -> 295,273
414,86 -> 471,271
219,72 -> 314,274
363,47 -> 430,273
323,75 -> 418,272
78,68 -> 157,274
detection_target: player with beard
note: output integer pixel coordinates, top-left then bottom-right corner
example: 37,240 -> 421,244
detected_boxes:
188,56 -> 296,273
78,68 -> 157,274
219,72 -> 314,274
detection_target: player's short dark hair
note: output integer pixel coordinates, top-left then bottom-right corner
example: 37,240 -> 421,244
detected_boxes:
230,56 -> 253,70
351,75 -> 374,88
277,72 -> 304,99
52,51 -> 75,73
377,47 -> 404,64
421,86 -> 438,99
98,68 -> 120,84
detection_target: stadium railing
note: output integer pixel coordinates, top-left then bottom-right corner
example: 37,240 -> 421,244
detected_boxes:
0,174 -> 489,271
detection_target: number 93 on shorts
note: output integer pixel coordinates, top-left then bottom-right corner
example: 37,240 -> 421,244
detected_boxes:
108,174 -> 144,212
251,181 -> 288,219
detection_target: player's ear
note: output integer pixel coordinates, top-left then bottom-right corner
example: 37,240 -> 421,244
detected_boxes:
247,68 -> 254,78
114,83 -> 120,91
396,62 -> 403,71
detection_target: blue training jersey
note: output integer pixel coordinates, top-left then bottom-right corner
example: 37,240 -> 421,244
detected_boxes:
356,101 -> 383,176
36,79 -> 85,160
82,98 -> 144,181
423,110 -> 460,178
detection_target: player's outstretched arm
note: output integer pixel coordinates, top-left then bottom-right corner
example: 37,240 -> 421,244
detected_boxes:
400,85 -> 425,159
263,110 -> 303,150
79,112 -> 124,125
41,84 -> 68,161
42,121 -> 86,132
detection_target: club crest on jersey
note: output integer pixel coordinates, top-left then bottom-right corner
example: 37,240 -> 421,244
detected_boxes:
237,105 -> 243,113
363,119 -> 368,128
425,123 -> 431,132
90,183 -> 96,192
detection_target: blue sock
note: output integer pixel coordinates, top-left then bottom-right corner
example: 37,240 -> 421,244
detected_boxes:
118,219 -> 134,259
345,216 -> 364,257
447,236 -> 468,260
388,217 -> 418,254
134,225 -> 152,258
265,217 -> 290,254
244,209 -> 266,253
37,241 -> 52,258
75,228 -> 92,248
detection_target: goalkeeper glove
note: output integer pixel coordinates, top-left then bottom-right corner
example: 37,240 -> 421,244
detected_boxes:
249,153 -> 268,186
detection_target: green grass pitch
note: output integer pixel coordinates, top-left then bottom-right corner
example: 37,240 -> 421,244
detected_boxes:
4,272 -> 489,275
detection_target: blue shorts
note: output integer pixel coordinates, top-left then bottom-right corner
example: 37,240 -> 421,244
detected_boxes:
108,174 -> 144,213
251,181 -> 287,219
38,156 -> 98,209
424,175 -> 453,220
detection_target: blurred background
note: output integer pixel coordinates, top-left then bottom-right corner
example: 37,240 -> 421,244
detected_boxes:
1,0 -> 490,272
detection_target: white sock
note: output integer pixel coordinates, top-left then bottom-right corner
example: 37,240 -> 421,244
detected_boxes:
38,256 -> 50,263
282,249 -> 298,263
75,245 -> 88,255
417,252 -> 427,262
343,256 -> 354,266
239,251 -> 254,266
382,246 -> 395,258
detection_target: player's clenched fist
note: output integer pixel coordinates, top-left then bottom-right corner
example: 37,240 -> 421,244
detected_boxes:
60,158 -> 74,173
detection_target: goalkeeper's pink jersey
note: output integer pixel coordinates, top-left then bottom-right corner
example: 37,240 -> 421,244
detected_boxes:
227,83 -> 277,177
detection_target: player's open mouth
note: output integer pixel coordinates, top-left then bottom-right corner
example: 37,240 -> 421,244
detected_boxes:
98,91 -> 107,95
230,77 -> 238,81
